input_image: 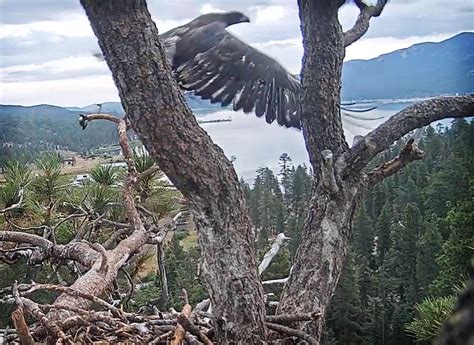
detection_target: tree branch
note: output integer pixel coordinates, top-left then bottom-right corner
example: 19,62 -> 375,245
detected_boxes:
366,138 -> 424,186
0,231 -> 99,267
266,312 -> 321,325
262,277 -> 289,286
177,314 -> 213,345
344,95 -> 474,176
78,113 -> 122,129
171,289 -> 192,345
80,2 -> 267,340
259,233 -> 291,275
344,0 -> 389,47
266,322 -> 318,344
21,283 -> 125,319
0,189 -> 25,214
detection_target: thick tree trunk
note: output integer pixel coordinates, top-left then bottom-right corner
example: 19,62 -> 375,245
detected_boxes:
80,0 -> 267,342
278,1 -> 358,339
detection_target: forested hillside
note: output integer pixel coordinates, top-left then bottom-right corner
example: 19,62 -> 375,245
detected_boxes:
0,117 -> 471,342
0,106 -> 118,166
240,119 -> 473,344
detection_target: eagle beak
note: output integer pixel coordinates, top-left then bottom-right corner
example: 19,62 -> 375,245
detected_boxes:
242,15 -> 250,23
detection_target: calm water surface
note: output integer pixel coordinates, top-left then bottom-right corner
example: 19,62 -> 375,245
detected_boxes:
198,102 -> 411,181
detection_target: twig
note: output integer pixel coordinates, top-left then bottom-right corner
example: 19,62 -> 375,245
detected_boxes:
4,213 -> 49,233
120,267 -> 134,310
0,189 -> 25,214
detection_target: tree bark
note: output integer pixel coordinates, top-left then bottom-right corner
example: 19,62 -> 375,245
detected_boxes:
80,0 -> 267,342
278,2 -> 474,342
277,1 -> 355,339
76,1 -> 473,343
298,0 -> 348,168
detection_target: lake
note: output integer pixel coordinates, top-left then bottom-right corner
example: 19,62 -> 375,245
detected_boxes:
197,101 -> 413,182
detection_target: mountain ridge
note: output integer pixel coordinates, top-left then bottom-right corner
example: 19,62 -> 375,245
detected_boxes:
341,32 -> 474,100
1,32 -> 473,117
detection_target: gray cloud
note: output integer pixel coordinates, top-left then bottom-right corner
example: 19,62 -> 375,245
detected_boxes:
357,1 -> 474,38
1,35 -> 98,68
0,0 -> 81,24
1,0 -> 473,104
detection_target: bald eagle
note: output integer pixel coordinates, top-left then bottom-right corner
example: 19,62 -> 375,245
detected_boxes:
98,11 -> 375,129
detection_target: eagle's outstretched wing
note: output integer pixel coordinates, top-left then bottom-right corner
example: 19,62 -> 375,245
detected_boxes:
168,23 -> 302,129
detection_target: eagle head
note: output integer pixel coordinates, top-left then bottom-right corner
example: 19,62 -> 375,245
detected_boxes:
221,11 -> 250,26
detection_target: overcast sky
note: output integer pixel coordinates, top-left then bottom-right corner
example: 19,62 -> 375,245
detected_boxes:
1,0 -> 473,107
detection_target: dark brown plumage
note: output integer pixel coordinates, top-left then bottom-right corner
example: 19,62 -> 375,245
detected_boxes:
160,11 -> 303,129
95,11 -> 376,129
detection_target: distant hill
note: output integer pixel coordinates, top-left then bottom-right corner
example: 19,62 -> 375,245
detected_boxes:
342,32 -> 474,100
1,32 -> 473,166
2,32 -> 472,120
0,104 -> 118,166
0,104 -> 80,119
65,93 -> 223,117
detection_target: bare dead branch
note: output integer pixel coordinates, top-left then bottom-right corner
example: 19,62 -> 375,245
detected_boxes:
0,246 -> 35,264
344,0 -> 389,47
262,277 -> 289,286
0,231 -> 99,267
119,267 -> 134,310
44,109 -> 150,319
259,233 -> 291,275
21,283 -> 124,319
191,299 -> 211,322
20,297 -> 70,343
79,113 -> 122,127
102,228 -> 130,249
0,189 -> 25,214
53,213 -> 87,233
343,95 -> 474,176
366,138 -> 424,186
266,312 -> 321,325
177,314 -> 213,345
4,213 -> 49,233
99,218 -> 131,229
147,213 -> 182,244
267,322 -> 318,344
156,241 -> 169,307
172,291 -> 192,345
